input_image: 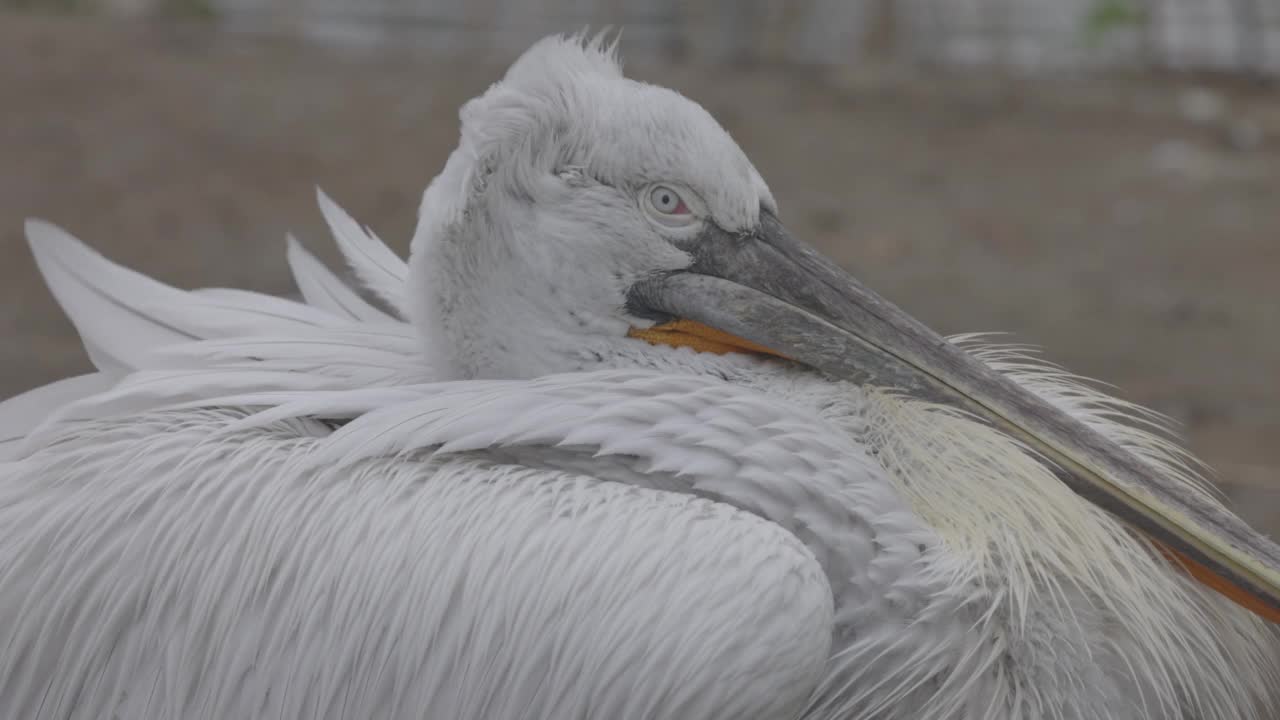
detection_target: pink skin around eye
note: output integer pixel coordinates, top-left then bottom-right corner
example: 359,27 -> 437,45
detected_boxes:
672,199 -> 691,214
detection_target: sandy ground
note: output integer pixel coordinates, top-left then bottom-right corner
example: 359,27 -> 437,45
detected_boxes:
2,14 -> 1278,531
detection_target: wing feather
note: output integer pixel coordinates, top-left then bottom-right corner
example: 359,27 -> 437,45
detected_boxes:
315,189 -> 408,314
285,234 -> 399,324
26,220 -> 339,369
0,373 -> 117,461
0,408 -> 833,719
26,220 -> 199,371
13,220 -> 432,457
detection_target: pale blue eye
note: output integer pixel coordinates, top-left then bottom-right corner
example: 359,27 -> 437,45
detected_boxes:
649,186 -> 685,215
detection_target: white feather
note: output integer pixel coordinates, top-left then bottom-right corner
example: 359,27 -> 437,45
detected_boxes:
316,188 -> 408,315
0,373 -> 117,460
285,234 -> 399,325
26,219 -> 199,371
14,215 -> 433,459
0,408 -> 832,719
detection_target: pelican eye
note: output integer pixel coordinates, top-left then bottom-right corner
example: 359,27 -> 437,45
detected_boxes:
643,184 -> 695,227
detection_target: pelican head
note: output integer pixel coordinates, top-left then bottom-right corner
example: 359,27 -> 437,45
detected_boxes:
408,34 -> 1280,623
409,33 -> 773,381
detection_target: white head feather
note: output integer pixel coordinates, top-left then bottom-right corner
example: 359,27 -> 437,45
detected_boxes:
409,33 -> 773,380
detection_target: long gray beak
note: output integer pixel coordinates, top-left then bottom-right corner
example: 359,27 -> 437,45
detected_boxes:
627,209 -> 1280,622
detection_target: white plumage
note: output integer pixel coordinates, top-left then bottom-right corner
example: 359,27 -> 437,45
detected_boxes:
2,33 -> 1277,720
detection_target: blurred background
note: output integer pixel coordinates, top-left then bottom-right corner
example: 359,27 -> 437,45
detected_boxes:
1,1 -> 1277,531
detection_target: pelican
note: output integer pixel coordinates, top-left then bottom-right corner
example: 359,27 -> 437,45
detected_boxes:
2,33 -> 1278,719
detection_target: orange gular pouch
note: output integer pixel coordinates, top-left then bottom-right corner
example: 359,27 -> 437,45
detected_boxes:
627,319 -> 788,358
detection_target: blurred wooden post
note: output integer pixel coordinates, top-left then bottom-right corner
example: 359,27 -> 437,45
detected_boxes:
1137,0 -> 1165,72
1227,0 -> 1267,76
864,0 -> 898,63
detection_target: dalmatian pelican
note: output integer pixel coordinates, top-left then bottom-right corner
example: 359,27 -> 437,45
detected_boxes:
2,33 -> 1278,720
